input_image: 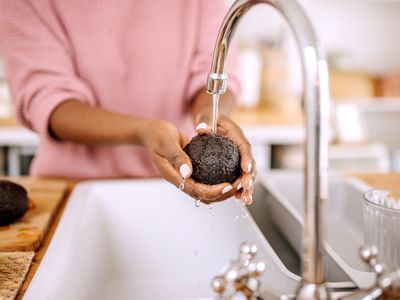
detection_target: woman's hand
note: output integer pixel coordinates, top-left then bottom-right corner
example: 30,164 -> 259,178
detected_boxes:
194,106 -> 256,205
139,120 -> 240,203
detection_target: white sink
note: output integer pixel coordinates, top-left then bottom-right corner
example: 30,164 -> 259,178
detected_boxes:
24,179 -> 301,300
252,171 -> 375,289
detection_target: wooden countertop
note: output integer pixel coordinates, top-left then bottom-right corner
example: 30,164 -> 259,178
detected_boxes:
232,106 -> 303,126
1,107 -> 304,132
349,172 -> 400,189
0,117 -> 17,127
15,173 -> 400,298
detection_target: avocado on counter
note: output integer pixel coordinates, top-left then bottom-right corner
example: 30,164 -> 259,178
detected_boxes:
0,180 -> 29,226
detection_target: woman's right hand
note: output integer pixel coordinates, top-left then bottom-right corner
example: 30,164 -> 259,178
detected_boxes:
139,120 -> 240,203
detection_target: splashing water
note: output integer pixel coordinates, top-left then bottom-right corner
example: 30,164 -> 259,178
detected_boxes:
178,180 -> 185,191
209,203 -> 215,216
194,199 -> 201,207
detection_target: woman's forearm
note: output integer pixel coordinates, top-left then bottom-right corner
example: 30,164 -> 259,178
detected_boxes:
49,99 -> 147,145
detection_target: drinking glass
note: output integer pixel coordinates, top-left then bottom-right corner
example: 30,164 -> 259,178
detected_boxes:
364,189 -> 400,271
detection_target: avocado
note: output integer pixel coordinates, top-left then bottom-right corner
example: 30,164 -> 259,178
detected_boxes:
0,180 -> 29,226
184,134 -> 241,185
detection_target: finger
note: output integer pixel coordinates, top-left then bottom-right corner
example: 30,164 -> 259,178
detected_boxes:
242,189 -> 253,205
195,121 -> 212,135
234,192 -> 241,200
238,141 -> 254,174
241,172 -> 255,191
219,119 -> 254,174
180,133 -> 190,148
150,152 -> 183,187
160,138 -> 193,179
194,107 -> 212,135
232,177 -> 242,191
150,151 -> 237,203
184,179 -> 236,202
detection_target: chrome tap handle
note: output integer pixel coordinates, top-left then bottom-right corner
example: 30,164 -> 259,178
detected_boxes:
359,246 -> 384,276
211,242 -> 266,300
340,246 -> 400,300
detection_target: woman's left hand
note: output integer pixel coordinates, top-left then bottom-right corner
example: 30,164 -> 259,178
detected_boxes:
193,106 -> 256,205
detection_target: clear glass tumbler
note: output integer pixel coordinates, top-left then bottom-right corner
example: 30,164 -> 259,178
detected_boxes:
364,189 -> 400,271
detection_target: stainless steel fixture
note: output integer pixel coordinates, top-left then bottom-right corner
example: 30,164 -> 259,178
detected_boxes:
207,0 -> 330,299
339,246 -> 400,300
211,242 -> 266,300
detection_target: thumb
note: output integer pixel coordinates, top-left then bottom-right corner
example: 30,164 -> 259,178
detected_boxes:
195,112 -> 213,135
163,140 -> 193,179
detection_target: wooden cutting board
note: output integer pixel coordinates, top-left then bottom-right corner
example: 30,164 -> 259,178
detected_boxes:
0,178 -> 67,252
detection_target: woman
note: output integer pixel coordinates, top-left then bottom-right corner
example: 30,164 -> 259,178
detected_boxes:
0,0 -> 255,204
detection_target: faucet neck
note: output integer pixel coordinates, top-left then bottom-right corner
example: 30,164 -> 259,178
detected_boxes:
207,0 -> 330,297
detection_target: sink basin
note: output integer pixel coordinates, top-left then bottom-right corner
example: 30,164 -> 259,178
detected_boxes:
251,171 -> 376,288
24,179 -> 302,300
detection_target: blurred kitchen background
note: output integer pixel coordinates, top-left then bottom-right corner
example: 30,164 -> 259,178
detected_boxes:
1,0 -> 400,176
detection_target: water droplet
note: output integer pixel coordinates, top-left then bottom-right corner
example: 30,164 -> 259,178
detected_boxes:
178,180 -> 185,191
208,203 -> 215,215
242,212 -> 248,219
233,215 -> 240,221
195,199 -> 201,207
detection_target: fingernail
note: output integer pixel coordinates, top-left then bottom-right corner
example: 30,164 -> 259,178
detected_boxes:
247,178 -> 253,190
196,122 -> 208,131
247,162 -> 252,173
247,195 -> 253,205
222,185 -> 233,194
179,163 -> 191,179
236,182 -> 242,191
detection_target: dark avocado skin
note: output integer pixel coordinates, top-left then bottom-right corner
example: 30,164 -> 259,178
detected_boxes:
184,134 -> 241,185
0,180 -> 29,226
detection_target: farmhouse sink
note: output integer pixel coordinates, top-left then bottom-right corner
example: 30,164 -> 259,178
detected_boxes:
249,171 -> 376,289
23,179 -> 303,300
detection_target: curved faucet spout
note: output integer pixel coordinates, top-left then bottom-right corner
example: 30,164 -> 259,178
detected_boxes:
207,1 -> 330,299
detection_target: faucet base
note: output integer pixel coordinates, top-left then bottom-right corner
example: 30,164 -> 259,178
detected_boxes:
294,282 -> 331,300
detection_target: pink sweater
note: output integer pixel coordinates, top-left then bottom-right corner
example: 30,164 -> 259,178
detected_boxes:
0,0 -> 239,179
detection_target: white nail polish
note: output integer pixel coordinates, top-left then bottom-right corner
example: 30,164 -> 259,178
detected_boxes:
247,162 -> 252,173
179,164 -> 191,179
236,182 -> 242,191
248,178 -> 253,189
196,122 -> 208,131
222,185 -> 233,194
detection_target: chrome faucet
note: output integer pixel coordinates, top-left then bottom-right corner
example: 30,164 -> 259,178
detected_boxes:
211,242 -> 266,300
207,1 -> 330,299
339,246 -> 400,300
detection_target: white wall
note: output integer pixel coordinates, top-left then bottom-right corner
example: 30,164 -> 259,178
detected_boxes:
2,1 -> 400,76
226,0 -> 400,74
